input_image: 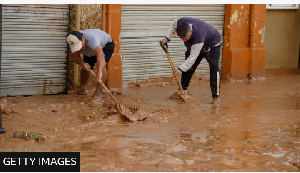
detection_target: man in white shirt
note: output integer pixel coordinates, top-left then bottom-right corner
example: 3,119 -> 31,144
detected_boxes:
66,29 -> 114,99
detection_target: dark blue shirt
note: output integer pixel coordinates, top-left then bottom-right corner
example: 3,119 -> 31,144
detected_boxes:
177,17 -> 221,50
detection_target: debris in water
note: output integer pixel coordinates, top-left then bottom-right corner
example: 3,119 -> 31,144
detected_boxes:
261,152 -> 285,158
185,160 -> 195,166
13,131 -> 45,142
103,100 -> 148,122
0,98 -> 12,115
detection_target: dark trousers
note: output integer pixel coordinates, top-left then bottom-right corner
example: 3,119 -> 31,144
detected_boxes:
83,41 -> 115,69
181,45 -> 221,98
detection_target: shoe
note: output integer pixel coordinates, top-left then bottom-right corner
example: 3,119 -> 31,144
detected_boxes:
169,90 -> 182,99
91,93 -> 103,102
67,85 -> 87,95
91,93 -> 104,105
92,92 -> 103,100
212,97 -> 221,104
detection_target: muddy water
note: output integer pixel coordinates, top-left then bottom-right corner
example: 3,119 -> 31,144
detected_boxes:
0,69 -> 299,171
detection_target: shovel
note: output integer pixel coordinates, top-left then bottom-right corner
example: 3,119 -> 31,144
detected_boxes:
88,69 -> 141,121
160,42 -> 196,103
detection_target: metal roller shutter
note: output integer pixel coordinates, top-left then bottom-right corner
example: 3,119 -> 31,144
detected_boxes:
1,4 -> 69,96
121,4 -> 225,84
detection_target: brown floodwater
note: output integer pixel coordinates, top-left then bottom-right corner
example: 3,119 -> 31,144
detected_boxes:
0,68 -> 299,171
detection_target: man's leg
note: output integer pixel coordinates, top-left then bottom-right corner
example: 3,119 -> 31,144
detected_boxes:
206,45 -> 221,100
102,64 -> 108,86
80,56 -> 97,94
94,41 -> 115,97
170,49 -> 204,99
80,68 -> 90,88
181,49 -> 204,90
95,52 -> 107,95
68,56 -> 95,95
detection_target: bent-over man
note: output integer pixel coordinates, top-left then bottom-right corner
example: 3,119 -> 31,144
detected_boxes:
160,17 -> 222,104
67,29 -> 115,99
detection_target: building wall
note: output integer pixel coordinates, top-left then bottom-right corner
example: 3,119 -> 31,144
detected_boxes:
66,4 -> 268,89
68,4 -> 102,89
222,4 -> 266,79
265,8 -> 300,69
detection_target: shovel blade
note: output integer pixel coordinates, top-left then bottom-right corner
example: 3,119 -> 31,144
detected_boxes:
176,90 -> 197,103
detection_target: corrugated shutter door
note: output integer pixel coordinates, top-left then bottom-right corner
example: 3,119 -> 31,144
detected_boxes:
1,4 -> 69,96
121,5 -> 225,84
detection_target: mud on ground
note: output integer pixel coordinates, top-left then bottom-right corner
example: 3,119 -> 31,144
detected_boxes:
0,69 -> 300,171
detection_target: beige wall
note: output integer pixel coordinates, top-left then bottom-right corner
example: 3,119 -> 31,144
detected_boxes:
67,5 -> 103,89
265,7 -> 300,69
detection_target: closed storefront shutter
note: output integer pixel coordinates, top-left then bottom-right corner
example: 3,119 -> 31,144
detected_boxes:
121,5 -> 225,84
1,4 -> 69,96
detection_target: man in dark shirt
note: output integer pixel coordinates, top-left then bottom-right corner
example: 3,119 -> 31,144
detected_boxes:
160,17 -> 222,104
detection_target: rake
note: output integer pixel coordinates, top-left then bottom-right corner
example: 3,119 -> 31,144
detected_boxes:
88,69 -> 140,121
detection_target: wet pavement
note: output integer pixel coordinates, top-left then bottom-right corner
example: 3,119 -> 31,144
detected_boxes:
0,68 -> 299,171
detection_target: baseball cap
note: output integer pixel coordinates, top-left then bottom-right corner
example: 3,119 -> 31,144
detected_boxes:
67,31 -> 83,53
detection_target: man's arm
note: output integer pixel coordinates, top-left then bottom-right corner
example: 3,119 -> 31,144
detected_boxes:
71,51 -> 84,66
160,19 -> 178,45
94,45 -> 105,82
178,43 -> 204,72
71,51 -> 90,70
166,19 -> 178,41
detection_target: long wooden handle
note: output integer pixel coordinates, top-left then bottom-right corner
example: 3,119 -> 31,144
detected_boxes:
165,53 -> 184,92
166,53 -> 176,74
88,69 -> 119,104
159,42 -> 183,93
160,42 -> 184,92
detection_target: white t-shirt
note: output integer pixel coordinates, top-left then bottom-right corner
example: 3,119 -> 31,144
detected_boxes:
79,29 -> 112,57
